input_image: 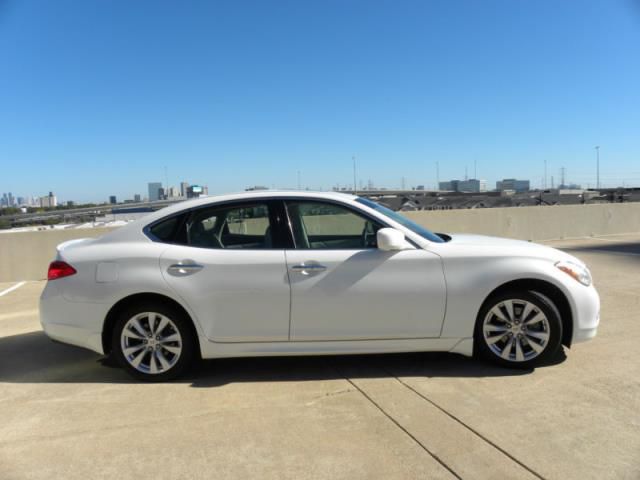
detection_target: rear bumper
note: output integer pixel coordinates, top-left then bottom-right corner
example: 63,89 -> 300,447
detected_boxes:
40,281 -> 108,355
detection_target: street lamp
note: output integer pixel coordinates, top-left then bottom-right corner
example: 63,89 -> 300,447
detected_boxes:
595,146 -> 600,189
352,155 -> 357,195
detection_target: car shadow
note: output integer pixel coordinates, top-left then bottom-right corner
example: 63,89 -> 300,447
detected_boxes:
0,330 -> 567,386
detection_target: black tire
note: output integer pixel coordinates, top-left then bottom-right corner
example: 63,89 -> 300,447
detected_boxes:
112,301 -> 196,381
474,290 -> 563,369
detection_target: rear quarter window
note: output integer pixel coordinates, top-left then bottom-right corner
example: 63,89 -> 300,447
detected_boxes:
147,214 -> 187,243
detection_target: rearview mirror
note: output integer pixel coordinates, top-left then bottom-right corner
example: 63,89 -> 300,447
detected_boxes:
377,228 -> 410,251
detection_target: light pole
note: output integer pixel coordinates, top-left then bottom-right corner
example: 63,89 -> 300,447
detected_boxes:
595,146 -> 600,189
352,155 -> 357,195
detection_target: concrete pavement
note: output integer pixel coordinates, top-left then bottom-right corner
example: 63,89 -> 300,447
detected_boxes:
1,234 -> 639,479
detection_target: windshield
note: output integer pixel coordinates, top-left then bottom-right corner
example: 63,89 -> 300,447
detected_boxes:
356,198 -> 445,243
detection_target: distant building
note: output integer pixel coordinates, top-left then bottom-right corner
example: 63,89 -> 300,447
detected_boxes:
134,194 -> 141,202
458,179 -> 486,193
148,182 -> 163,202
245,186 -> 269,191
109,196 -> 117,204
40,192 -> 57,208
439,179 -> 486,193
439,180 -> 460,191
559,183 -> 582,190
180,182 -> 189,198
165,186 -> 180,199
187,185 -> 208,198
496,179 -> 530,193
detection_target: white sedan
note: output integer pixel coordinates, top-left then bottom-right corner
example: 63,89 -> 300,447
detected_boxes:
40,191 -> 600,381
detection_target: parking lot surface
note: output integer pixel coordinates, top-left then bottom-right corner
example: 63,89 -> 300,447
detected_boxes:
1,234 -> 639,479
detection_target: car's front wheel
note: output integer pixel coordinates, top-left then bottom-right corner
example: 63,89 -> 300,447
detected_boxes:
475,290 -> 563,369
112,303 -> 196,381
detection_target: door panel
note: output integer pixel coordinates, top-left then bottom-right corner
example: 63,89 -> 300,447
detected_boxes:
161,246 -> 290,342
156,200 -> 291,342
286,248 -> 446,340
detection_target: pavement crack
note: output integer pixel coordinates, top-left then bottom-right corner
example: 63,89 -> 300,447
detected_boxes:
333,367 -> 462,480
305,388 -> 354,406
387,371 -> 547,480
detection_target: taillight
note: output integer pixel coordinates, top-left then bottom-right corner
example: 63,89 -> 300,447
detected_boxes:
47,261 -> 77,280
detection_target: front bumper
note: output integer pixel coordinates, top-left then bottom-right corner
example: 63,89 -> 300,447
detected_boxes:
569,283 -> 600,345
40,281 -> 108,355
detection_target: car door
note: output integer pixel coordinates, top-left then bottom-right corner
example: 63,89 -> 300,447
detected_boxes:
157,200 -> 291,342
284,200 -> 446,341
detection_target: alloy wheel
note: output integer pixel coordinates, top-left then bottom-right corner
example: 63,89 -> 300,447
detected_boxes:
482,299 -> 551,362
120,312 -> 183,374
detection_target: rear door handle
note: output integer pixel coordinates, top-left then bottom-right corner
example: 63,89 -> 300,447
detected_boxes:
290,263 -> 327,275
167,261 -> 204,277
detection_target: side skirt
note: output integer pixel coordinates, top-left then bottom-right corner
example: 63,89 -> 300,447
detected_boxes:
198,337 -> 474,359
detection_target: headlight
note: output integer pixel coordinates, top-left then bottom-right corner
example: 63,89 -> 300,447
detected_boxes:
555,260 -> 592,286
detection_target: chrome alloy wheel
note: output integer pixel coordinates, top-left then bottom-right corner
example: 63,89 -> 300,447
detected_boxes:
482,299 -> 551,362
120,312 -> 182,374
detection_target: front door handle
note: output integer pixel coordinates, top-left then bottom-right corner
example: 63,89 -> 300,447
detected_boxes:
290,263 -> 327,275
167,260 -> 204,277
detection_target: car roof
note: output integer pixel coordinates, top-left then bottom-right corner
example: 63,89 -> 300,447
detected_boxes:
154,190 -> 358,217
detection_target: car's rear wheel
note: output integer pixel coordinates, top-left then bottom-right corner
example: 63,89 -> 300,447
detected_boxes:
112,303 -> 196,381
475,290 -> 563,369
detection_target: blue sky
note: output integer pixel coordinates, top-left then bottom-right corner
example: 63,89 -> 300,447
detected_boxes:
1,0 -> 639,203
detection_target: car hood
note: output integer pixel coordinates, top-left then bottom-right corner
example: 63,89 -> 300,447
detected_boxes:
445,234 -> 584,265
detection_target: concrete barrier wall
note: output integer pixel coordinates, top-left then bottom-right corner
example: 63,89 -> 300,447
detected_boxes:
404,203 -> 640,241
1,203 -> 639,282
0,228 -> 117,283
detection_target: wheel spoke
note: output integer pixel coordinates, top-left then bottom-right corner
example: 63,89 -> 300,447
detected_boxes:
500,337 -> 515,359
526,337 -> 545,353
490,306 -> 509,323
161,333 -> 180,343
515,337 -> 525,361
123,329 -> 145,340
162,344 -> 181,355
149,351 -> 158,374
147,313 -> 157,334
520,302 -> 535,323
124,344 -> 145,356
484,324 -> 508,333
131,318 -> 148,337
131,348 -> 147,367
503,300 -> 515,322
526,330 -> 549,342
155,350 -> 171,370
156,316 -> 169,335
524,313 -> 545,326
487,332 -> 508,345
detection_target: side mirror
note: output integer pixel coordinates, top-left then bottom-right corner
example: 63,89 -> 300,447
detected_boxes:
377,228 -> 410,251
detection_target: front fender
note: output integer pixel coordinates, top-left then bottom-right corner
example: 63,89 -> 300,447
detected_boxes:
439,256 -> 578,339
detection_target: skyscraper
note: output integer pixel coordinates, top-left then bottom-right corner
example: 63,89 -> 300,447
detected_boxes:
180,182 -> 189,198
148,182 -> 163,202
39,192 -> 57,208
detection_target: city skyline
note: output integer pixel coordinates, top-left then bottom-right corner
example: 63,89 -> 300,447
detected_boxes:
1,168 -> 631,209
2,150 -> 637,205
1,1 -> 639,202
